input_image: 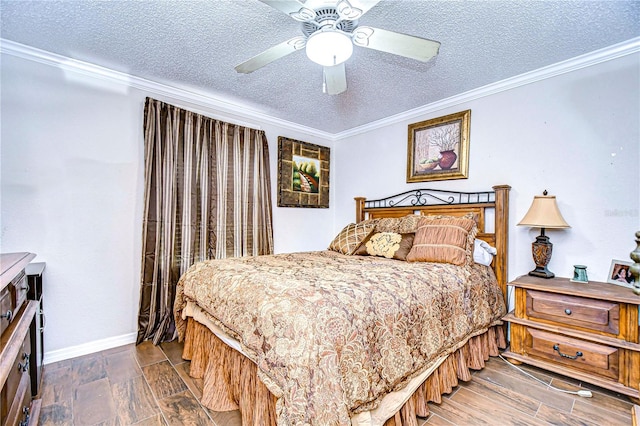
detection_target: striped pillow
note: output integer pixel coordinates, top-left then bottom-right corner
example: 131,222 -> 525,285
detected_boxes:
328,222 -> 376,255
406,215 -> 477,265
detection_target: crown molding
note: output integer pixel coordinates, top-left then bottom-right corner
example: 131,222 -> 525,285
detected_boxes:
333,36 -> 640,140
2,37 -> 638,142
0,39 -> 335,140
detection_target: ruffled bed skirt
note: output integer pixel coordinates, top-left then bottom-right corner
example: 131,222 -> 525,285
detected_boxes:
182,318 -> 507,426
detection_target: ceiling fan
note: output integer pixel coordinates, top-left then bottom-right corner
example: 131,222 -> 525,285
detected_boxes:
234,0 -> 441,95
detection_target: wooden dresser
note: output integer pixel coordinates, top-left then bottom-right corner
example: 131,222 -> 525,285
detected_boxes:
24,264 -> 45,399
503,275 -> 640,402
0,253 -> 40,426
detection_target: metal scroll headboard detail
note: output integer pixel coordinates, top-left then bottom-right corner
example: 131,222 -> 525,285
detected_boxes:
363,189 -> 495,209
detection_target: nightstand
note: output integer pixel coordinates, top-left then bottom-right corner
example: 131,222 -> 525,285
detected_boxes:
502,275 -> 640,403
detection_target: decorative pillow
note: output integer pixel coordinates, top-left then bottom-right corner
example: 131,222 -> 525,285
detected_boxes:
374,214 -> 422,234
406,215 -> 478,265
355,232 -> 415,260
473,239 -> 497,266
328,222 -> 376,255
360,218 -> 379,227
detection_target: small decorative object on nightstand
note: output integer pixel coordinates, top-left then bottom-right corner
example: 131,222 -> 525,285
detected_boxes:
570,264 -> 588,283
517,190 -> 570,278
503,275 -> 640,403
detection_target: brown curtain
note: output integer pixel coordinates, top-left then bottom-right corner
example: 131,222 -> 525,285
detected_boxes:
137,97 -> 274,344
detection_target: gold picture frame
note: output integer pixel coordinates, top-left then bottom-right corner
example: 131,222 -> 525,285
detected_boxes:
407,110 -> 471,182
277,136 -> 330,208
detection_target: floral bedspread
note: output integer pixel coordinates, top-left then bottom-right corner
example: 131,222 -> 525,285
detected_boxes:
174,250 -> 505,425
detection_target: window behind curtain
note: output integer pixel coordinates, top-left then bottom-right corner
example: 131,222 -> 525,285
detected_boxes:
137,97 -> 273,344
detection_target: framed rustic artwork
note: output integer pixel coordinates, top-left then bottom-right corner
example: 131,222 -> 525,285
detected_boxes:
607,259 -> 635,287
277,136 -> 330,208
407,109 -> 471,183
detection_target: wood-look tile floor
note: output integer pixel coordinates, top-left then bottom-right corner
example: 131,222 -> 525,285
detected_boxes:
37,341 -> 635,425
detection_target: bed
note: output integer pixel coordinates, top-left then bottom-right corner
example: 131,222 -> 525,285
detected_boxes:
174,185 -> 511,425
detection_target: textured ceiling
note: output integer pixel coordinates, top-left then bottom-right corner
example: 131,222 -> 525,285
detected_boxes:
1,0 -> 639,134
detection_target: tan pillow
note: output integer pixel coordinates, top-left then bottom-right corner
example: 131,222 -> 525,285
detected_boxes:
360,218 -> 379,227
374,214 -> 422,234
328,222 -> 376,255
406,215 -> 477,265
355,232 -> 415,260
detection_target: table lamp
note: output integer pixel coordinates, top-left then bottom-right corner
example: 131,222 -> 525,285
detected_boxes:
518,190 -> 570,278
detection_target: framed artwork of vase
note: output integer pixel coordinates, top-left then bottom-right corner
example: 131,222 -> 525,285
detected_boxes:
277,136 -> 330,208
406,110 -> 471,182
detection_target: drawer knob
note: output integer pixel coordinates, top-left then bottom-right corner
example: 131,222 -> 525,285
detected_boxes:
564,309 -> 572,315
18,353 -> 30,373
553,344 -> 583,360
1,309 -> 12,322
19,406 -> 30,426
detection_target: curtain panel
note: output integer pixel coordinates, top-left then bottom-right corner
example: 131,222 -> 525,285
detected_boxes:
137,97 -> 274,344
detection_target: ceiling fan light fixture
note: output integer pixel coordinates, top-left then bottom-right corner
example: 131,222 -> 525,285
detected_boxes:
305,30 -> 353,66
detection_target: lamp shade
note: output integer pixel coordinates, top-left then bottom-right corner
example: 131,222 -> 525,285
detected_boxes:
517,194 -> 570,228
306,30 -> 353,66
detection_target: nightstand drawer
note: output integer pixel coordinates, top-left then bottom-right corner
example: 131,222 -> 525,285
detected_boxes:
526,289 -> 620,335
525,328 -> 619,380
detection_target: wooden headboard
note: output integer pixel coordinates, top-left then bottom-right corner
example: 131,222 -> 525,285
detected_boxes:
355,185 -> 511,302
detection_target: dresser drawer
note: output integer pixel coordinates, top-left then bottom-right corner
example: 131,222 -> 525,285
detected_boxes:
10,271 -> 28,316
524,327 -> 619,380
0,288 -> 12,335
3,372 -> 31,426
526,289 -> 620,335
1,329 -> 31,423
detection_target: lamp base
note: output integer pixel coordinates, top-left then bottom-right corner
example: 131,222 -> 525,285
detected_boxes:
528,267 -> 555,278
529,231 -> 555,279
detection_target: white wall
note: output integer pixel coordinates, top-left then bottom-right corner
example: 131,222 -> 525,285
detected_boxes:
0,52 -> 334,360
334,52 -> 640,284
2,45 -> 638,363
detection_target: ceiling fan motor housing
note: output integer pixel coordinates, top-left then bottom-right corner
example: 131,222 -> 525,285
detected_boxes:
301,7 -> 357,36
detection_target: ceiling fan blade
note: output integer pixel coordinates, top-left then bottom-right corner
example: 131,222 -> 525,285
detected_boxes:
258,0 -> 316,21
235,36 -> 306,74
346,0 -> 381,16
352,26 -> 440,62
323,63 -> 347,95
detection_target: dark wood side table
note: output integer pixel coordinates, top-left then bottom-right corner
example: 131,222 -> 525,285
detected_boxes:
502,275 -> 640,403
26,262 -> 45,399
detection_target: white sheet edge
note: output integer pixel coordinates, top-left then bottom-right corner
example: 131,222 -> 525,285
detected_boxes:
183,300 -> 249,357
350,355 -> 447,426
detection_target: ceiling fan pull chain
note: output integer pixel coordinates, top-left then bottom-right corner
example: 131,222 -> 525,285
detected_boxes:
322,69 -> 327,94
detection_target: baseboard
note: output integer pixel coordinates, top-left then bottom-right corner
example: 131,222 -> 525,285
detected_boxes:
43,332 -> 137,365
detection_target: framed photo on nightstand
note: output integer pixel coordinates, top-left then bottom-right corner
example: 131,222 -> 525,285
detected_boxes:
607,259 -> 635,287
